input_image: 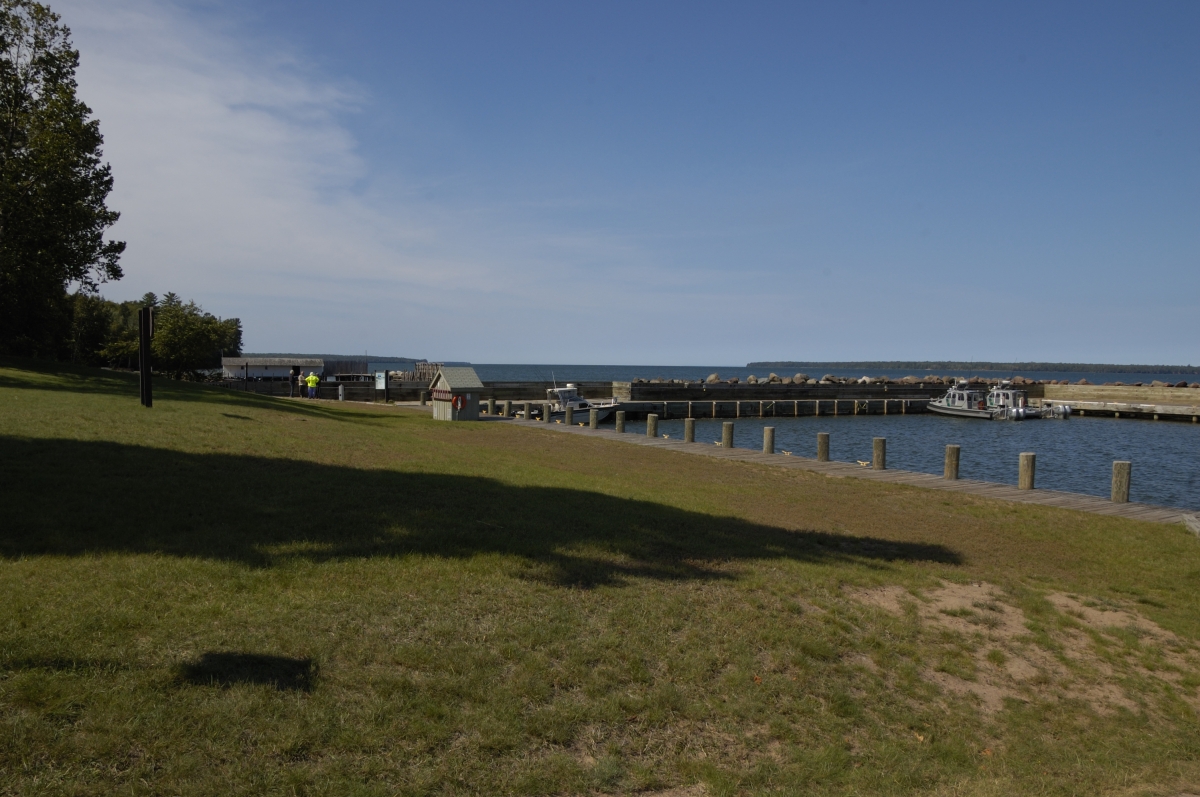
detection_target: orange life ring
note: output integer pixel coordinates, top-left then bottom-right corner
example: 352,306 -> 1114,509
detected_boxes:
451,395 -> 466,410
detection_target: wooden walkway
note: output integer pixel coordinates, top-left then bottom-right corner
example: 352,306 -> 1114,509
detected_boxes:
506,418 -> 1196,526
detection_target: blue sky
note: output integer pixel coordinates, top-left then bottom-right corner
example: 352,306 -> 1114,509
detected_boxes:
62,1 -> 1198,364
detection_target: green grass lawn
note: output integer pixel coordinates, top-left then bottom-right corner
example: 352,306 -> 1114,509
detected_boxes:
3,358 -> 1200,796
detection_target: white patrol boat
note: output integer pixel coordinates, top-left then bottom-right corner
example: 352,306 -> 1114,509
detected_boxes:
546,383 -> 620,422
928,381 -> 1071,420
986,382 -> 1032,420
927,382 -> 993,419
987,381 -> 1072,419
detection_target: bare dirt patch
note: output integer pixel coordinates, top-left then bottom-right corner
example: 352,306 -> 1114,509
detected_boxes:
1048,593 -> 1181,647
849,581 -> 1200,716
852,584 -> 910,615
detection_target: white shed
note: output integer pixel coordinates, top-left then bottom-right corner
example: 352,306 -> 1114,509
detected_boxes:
430,367 -> 484,421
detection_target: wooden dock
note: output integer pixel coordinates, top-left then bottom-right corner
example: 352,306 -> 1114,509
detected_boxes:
1042,399 -> 1200,423
595,398 -> 929,420
1039,383 -> 1200,423
505,417 -> 1195,526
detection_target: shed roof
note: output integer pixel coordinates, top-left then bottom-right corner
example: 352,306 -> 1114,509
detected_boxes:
431,366 -> 485,391
222,357 -> 324,367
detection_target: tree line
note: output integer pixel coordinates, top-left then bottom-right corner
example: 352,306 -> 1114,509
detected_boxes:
70,291 -> 242,379
1,1 -> 242,379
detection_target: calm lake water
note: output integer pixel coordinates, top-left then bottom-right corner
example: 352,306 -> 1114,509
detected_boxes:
618,413 -> 1200,512
469,364 -> 1199,512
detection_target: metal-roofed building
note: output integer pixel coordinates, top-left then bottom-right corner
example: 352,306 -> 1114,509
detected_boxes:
430,366 -> 484,421
222,357 -> 324,379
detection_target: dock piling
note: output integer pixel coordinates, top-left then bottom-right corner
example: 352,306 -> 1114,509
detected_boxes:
684,417 -> 695,443
502,400 -> 512,418
647,413 -> 659,438
722,421 -> 734,449
419,391 -> 428,406
565,406 -> 574,426
1111,461 -> 1131,503
543,402 -> 551,423
873,437 -> 886,470
944,445 -> 960,480
487,398 -> 496,415
763,426 -> 775,454
615,411 -> 625,433
817,432 -> 830,462
589,409 -> 598,429
138,307 -> 152,407
524,401 -> 532,420
1019,452 -> 1036,490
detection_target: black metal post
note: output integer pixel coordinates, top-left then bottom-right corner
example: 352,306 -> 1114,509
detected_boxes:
138,307 -> 153,407
384,370 -> 390,403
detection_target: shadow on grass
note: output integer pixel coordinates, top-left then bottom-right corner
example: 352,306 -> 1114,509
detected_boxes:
0,357 -> 139,396
1,435 -> 960,585
176,653 -> 318,691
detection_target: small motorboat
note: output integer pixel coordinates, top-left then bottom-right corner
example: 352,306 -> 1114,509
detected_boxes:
986,381 -> 1072,419
986,382 -> 1032,420
546,383 -> 619,422
929,381 -> 1071,420
927,382 -> 994,419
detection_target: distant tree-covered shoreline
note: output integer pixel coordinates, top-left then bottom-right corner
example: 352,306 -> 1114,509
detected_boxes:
746,361 -> 1200,374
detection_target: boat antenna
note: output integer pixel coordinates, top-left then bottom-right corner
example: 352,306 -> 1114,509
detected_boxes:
552,370 -> 557,389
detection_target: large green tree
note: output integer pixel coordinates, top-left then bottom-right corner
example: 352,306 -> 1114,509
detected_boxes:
0,0 -> 123,356
149,293 -> 242,380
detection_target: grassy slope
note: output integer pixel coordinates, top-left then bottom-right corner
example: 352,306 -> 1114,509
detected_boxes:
2,358 -> 1200,796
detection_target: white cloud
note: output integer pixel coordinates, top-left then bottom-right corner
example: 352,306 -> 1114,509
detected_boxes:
60,1 -> 532,351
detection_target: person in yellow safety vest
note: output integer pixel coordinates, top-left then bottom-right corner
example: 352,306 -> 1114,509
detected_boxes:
305,371 -> 320,399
